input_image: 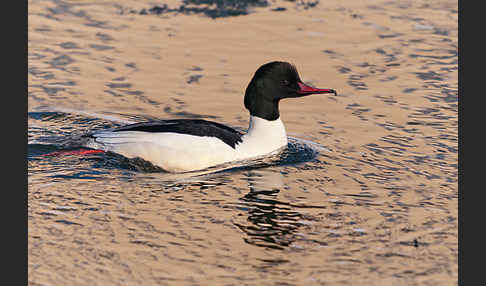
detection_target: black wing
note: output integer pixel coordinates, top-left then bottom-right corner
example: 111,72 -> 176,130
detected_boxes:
112,119 -> 244,149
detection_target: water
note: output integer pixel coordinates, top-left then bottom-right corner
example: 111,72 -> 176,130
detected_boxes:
29,0 -> 457,285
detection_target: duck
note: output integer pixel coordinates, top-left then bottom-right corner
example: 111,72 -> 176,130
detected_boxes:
83,61 -> 336,172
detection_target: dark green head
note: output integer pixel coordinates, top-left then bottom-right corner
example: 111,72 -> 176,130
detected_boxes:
244,61 -> 336,121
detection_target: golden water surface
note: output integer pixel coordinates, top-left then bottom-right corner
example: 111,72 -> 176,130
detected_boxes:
28,0 -> 458,285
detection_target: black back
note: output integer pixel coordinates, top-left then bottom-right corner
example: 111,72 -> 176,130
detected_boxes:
112,119 -> 243,148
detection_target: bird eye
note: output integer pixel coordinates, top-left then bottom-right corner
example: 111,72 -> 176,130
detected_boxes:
281,80 -> 289,86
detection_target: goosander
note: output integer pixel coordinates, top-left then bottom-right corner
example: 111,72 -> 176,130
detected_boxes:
84,61 -> 336,172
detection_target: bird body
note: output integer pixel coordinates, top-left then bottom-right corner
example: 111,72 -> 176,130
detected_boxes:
84,61 -> 336,173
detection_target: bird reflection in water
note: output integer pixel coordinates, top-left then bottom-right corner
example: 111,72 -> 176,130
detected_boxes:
235,169 -> 317,250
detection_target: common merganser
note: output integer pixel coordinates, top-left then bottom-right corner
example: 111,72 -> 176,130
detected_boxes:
84,61 -> 336,173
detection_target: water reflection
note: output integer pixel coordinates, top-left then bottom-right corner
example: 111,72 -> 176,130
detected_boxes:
235,169 -> 324,250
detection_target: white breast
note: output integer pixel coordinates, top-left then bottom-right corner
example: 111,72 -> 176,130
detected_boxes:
234,116 -> 288,160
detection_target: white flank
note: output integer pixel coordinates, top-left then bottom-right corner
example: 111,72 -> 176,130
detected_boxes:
86,115 -> 289,173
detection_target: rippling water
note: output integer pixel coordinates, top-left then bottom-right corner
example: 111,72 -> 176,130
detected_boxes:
28,0 -> 457,285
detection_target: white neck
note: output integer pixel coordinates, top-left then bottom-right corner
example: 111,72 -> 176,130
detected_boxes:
235,115 -> 288,159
